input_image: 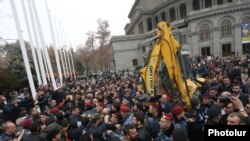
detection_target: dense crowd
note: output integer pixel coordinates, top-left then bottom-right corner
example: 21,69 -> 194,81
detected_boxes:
0,56 -> 250,141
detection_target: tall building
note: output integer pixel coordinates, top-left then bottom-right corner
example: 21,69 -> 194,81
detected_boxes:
110,0 -> 250,71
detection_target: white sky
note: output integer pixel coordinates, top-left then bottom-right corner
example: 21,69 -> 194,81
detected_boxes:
0,0 -> 135,48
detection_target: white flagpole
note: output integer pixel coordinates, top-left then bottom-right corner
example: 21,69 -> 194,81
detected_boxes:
31,0 -> 57,90
59,24 -> 69,78
27,0 -> 47,85
63,28 -> 72,78
21,0 -> 42,85
41,48 -> 51,82
70,47 -> 76,80
62,47 -> 69,78
45,0 -> 63,86
66,32 -> 76,80
54,20 -> 66,79
10,0 -> 36,100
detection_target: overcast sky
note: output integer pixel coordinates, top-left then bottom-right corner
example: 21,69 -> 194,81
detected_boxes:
0,0 -> 135,47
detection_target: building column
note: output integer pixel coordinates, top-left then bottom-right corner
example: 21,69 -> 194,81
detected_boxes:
212,27 -> 221,57
187,0 -> 193,12
191,33 -> 199,57
234,25 -> 242,56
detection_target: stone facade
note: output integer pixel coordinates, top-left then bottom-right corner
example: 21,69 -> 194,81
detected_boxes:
110,0 -> 250,71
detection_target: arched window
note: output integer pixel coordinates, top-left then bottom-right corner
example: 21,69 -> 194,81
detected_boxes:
242,16 -> 250,24
221,20 -> 232,37
199,24 -> 210,41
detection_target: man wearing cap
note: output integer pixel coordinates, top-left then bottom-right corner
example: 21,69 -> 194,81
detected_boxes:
120,104 -> 133,128
155,113 -> 174,141
205,105 -> 222,125
171,105 -> 188,141
187,97 -> 205,141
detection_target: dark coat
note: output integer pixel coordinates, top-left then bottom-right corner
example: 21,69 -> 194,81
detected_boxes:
137,126 -> 152,141
3,103 -> 19,122
22,132 -> 40,141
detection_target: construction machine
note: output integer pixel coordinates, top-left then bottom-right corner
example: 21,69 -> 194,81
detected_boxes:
140,21 -> 203,110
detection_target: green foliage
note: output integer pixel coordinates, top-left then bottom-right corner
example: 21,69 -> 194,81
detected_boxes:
5,41 -> 37,88
0,67 -> 20,93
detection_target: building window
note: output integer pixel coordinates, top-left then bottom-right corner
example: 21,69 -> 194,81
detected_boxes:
243,43 -> 250,54
201,47 -> 210,56
205,0 -> 212,8
199,24 -> 210,41
142,46 -> 146,53
161,12 -> 166,21
228,0 -> 233,3
169,7 -> 176,22
221,20 -> 232,37
155,16 -> 159,26
222,44 -> 231,56
242,16 -> 250,24
147,18 -> 153,31
217,0 -> 224,5
138,21 -> 144,34
179,3 -> 187,19
132,59 -> 138,66
193,0 -> 200,10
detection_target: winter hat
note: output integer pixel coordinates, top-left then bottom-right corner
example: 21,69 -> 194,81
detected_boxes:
162,113 -> 173,120
148,102 -> 159,109
120,104 -> 130,113
207,106 -> 221,118
50,107 -> 59,114
85,102 -> 92,107
22,118 -> 33,128
172,106 -> 184,116
202,93 -> 212,98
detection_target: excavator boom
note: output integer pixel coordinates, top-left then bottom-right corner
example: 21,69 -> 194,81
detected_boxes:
140,22 -> 198,109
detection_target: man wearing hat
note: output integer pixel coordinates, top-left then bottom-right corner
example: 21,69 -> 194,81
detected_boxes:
171,105 -> 188,141
205,105 -> 222,125
120,104 -> 133,128
155,113 -> 174,141
186,97 -> 205,141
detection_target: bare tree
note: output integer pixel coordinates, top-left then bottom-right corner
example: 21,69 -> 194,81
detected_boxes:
95,19 -> 111,71
83,31 -> 96,74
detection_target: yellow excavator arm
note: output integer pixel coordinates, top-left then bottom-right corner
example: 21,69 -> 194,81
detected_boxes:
140,21 -> 198,109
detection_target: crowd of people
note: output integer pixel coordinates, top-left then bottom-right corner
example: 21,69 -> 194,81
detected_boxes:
0,56 -> 250,141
